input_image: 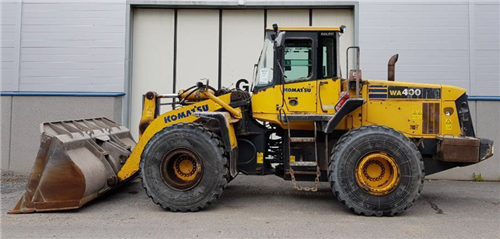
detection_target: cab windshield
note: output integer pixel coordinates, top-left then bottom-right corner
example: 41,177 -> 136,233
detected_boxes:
253,34 -> 274,88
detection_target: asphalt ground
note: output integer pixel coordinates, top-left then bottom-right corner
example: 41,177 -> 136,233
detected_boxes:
1,174 -> 499,238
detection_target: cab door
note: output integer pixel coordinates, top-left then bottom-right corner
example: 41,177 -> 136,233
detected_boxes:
316,32 -> 341,114
282,37 -> 317,113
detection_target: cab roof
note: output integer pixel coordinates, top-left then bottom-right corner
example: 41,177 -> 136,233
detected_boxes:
265,26 -> 341,32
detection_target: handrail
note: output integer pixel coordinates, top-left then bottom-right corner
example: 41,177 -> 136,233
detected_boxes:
346,46 -> 361,98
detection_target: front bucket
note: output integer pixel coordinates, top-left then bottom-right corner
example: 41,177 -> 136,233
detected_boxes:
9,118 -> 136,214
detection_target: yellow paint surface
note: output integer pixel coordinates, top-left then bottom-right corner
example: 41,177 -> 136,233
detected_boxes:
118,94 -> 233,181
257,152 -> 264,164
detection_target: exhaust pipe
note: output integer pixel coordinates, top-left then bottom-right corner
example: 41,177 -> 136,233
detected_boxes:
388,54 -> 399,81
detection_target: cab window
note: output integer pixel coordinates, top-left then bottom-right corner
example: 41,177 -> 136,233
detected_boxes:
254,35 -> 274,87
318,36 -> 336,79
284,40 -> 313,82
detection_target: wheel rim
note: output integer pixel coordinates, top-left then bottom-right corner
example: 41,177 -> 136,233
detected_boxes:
160,149 -> 203,191
355,152 -> 400,196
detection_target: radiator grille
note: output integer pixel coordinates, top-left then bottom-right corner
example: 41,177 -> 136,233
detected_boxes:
423,103 -> 440,134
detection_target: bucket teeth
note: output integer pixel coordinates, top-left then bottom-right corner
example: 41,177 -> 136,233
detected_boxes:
9,117 -> 136,214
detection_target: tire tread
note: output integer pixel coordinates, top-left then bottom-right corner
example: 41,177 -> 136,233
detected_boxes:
139,122 -> 228,212
328,125 -> 425,216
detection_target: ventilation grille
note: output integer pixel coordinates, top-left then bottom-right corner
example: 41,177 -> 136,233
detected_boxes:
423,103 -> 440,134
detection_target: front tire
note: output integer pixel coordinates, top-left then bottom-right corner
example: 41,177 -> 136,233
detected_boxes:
329,125 -> 425,216
140,123 -> 228,212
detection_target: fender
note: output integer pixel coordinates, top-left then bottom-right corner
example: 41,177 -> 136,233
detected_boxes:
117,94 -> 232,181
194,111 -> 239,178
323,99 -> 365,133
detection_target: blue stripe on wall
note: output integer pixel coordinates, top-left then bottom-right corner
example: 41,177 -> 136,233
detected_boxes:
0,91 -> 125,97
0,92 -> 498,101
468,96 -> 500,101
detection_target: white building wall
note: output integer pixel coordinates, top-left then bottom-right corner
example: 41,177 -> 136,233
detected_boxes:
267,9 -> 309,27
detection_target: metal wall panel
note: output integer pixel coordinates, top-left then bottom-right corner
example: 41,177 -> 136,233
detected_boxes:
1,2 -> 21,91
358,2 -> 471,89
176,9 -> 219,91
18,1 -> 126,92
221,9 -> 264,88
312,9 -> 354,77
131,8 -> 175,140
473,3 -> 500,96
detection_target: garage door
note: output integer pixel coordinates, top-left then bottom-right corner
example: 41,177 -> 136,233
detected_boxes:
221,10 -> 264,88
130,8 -> 174,139
130,8 -> 354,139
176,9 -> 219,91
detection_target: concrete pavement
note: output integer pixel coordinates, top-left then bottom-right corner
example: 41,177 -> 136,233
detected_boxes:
1,175 -> 499,238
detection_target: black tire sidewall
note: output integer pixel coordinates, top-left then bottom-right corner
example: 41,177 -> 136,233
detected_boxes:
141,124 -> 226,209
330,126 -> 424,215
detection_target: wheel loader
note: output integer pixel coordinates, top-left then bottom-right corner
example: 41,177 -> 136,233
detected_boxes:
10,25 -> 494,216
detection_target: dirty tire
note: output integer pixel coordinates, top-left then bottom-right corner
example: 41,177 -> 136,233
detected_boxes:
140,123 -> 228,212
329,125 -> 425,216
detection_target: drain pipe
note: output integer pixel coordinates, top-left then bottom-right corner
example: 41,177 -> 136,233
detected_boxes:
388,54 -> 399,81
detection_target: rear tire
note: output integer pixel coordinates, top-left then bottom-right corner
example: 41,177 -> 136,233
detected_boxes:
329,125 -> 424,216
140,123 -> 228,212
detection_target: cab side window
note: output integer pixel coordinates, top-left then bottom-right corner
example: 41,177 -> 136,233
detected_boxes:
284,40 -> 313,82
318,36 -> 336,79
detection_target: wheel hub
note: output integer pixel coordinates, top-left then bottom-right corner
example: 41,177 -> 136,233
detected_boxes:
161,149 -> 203,191
355,152 -> 400,195
175,157 -> 197,178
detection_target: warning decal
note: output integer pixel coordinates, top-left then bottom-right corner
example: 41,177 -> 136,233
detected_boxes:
445,118 -> 452,131
412,110 -> 423,120
257,152 -> 264,164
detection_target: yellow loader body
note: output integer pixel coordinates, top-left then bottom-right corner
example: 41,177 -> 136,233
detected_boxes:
10,26 -> 494,216
251,77 -> 465,138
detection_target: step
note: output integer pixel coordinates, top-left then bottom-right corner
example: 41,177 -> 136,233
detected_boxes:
286,170 -> 317,175
279,114 -> 334,122
290,161 -> 318,167
289,137 -> 316,143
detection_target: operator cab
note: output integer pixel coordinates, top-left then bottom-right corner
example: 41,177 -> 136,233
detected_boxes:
251,25 -> 351,123
253,26 -> 343,93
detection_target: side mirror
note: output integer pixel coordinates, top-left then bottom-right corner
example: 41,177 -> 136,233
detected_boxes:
272,23 -> 279,33
271,23 -> 280,41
